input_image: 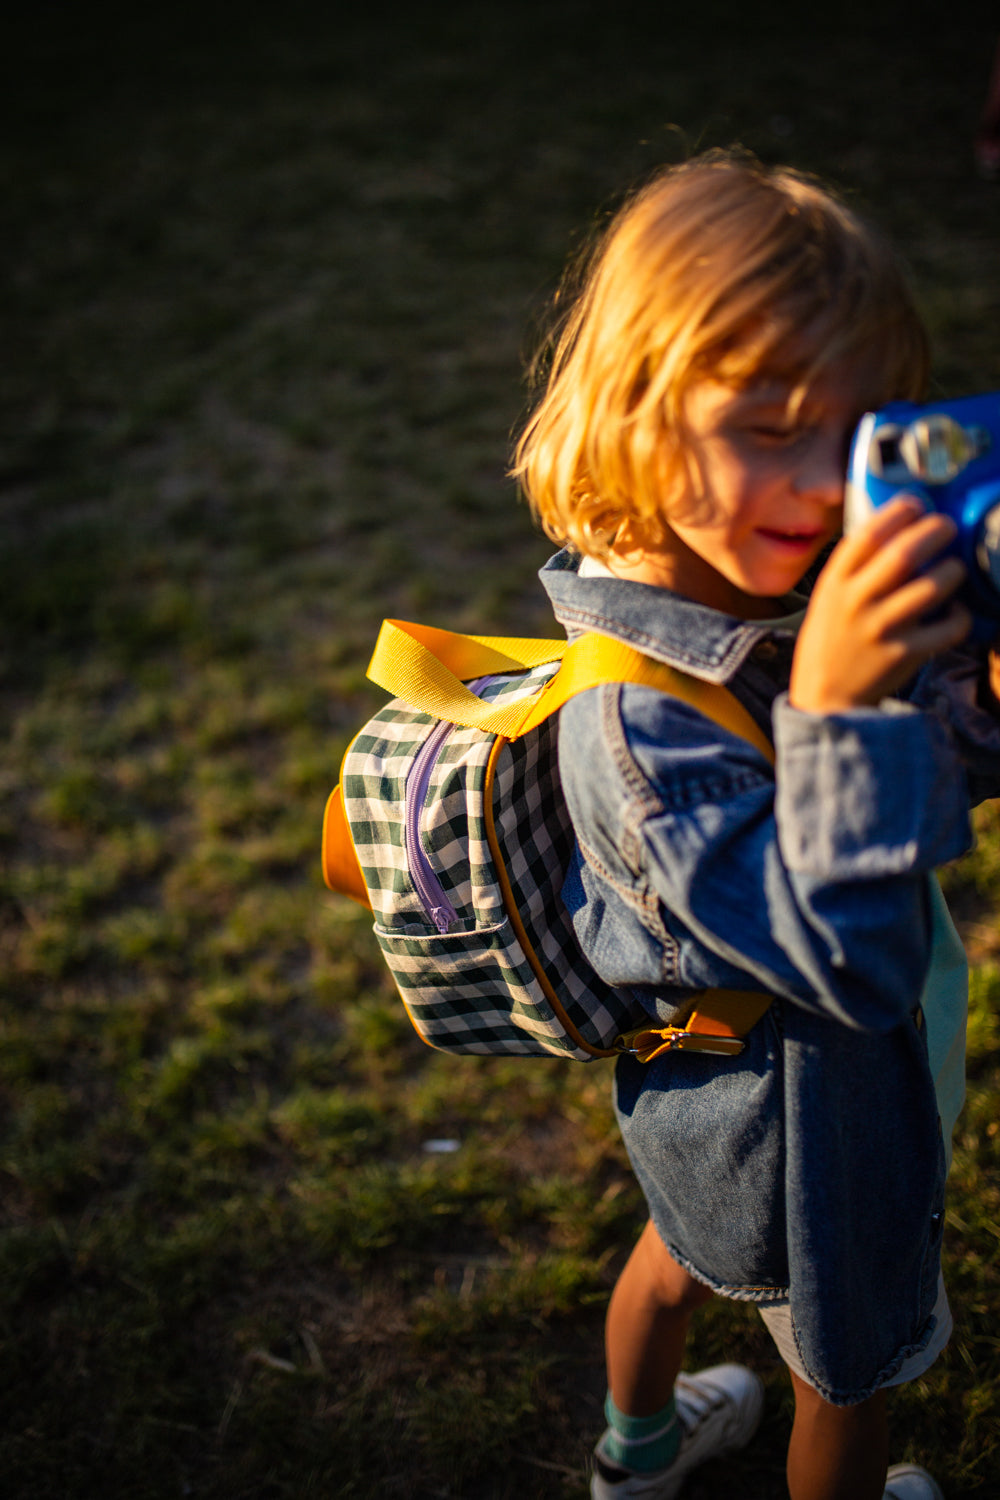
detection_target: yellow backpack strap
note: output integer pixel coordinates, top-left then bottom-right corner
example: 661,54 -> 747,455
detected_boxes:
366,620 -> 774,765
540,632 -> 775,765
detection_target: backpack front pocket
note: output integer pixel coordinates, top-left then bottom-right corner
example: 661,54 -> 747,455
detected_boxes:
373,917 -> 597,1058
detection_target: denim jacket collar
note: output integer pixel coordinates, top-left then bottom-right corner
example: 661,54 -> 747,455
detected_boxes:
540,548 -> 804,686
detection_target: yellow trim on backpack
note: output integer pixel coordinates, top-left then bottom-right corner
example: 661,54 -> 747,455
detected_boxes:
322,784 -> 372,910
617,991 -> 774,1061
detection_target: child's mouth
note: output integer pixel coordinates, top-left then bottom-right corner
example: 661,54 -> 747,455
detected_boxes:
757,527 -> 823,553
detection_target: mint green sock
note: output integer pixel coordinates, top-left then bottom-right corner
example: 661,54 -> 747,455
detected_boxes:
602,1390 -> 681,1473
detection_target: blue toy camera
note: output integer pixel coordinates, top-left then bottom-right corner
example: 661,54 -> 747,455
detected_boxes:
845,391 -> 1000,625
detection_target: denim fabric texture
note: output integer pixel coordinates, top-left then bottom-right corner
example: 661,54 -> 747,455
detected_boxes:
540,548 -> 1000,1403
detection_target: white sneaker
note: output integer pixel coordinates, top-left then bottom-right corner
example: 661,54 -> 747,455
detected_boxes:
883,1464 -> 944,1500
590,1363 -> 765,1499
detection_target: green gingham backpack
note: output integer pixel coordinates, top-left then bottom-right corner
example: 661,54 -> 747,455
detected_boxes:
322,619 -> 774,1062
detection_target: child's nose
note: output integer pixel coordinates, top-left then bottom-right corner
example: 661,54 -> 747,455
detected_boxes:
791,435 -> 847,506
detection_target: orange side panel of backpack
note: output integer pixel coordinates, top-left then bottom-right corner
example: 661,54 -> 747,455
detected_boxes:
322,783 -> 372,910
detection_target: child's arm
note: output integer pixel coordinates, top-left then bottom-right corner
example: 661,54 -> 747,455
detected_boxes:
570,685 -> 971,1033
561,498 -> 977,1034
907,643 -> 1000,806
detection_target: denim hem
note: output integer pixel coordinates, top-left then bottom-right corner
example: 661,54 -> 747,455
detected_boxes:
782,1307 -> 940,1408
654,1232 -> 789,1305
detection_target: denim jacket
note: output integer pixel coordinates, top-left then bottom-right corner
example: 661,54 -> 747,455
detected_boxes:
540,548 -> 1000,1403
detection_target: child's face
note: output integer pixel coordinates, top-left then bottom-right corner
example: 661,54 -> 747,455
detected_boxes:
619,364 -> 877,618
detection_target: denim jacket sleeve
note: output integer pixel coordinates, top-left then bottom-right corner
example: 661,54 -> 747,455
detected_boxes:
558,682 -> 974,1033
907,645 -> 1000,806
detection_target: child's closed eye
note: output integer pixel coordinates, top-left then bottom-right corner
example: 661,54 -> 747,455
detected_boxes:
745,422 -> 805,446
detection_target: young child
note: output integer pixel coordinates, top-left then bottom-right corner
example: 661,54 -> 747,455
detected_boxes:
512,152 -> 1000,1500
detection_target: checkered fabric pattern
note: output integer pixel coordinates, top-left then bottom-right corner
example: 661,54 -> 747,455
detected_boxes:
341,663 -> 638,1058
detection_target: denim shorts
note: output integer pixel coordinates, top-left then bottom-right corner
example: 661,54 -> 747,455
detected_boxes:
758,1272 -> 952,1393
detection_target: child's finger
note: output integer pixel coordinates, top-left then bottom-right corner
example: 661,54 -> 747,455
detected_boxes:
875,556 -> 968,629
841,494 -> 928,561
832,497 -> 931,579
847,511 -> 959,598
989,648 -> 1000,703
897,599 -> 973,657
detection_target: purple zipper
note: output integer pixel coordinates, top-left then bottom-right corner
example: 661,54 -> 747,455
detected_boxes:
404,677 -> 493,933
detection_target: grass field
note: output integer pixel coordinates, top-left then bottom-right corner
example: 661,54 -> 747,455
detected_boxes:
2,3 -> 1000,1496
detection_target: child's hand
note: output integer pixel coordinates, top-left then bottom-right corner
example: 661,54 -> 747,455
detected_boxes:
789,496 -> 971,714
989,647 -> 1000,705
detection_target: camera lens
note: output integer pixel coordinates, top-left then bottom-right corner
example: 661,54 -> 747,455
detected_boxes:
900,415 -> 977,484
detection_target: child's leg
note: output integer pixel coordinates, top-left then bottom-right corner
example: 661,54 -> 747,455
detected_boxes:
786,1368 -> 888,1500
594,1221 -> 764,1497
606,1219 -> 715,1415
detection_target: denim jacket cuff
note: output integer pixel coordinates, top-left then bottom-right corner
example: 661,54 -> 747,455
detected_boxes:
772,693 -> 972,878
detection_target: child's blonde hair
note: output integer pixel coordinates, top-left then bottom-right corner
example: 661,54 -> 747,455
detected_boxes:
512,150 -> 930,558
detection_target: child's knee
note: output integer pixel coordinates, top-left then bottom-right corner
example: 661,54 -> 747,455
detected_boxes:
788,1367 -> 887,1426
